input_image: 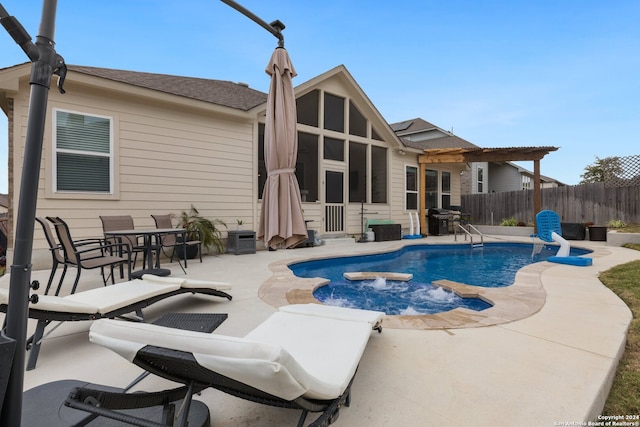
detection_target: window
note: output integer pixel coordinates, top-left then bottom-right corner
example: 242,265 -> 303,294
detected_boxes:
54,110 -> 112,193
477,167 -> 484,193
426,169 -> 438,209
441,171 -> 451,208
371,127 -> 383,141
259,128 -> 319,201
522,175 -> 532,190
349,142 -> 367,202
296,90 -> 319,127
348,101 -> 367,137
296,132 -> 319,202
324,93 -> 344,132
258,123 -> 267,198
405,166 -> 418,210
371,146 -> 387,203
324,137 -> 344,161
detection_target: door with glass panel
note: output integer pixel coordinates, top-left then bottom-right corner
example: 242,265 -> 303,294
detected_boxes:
324,170 -> 344,234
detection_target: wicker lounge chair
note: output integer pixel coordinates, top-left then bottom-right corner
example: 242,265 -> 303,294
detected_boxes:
61,304 -> 385,426
0,275 -> 232,370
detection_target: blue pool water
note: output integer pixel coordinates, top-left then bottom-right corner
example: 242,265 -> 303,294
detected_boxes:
289,243 -> 591,315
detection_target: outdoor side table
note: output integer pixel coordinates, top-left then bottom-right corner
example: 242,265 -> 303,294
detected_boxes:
152,312 -> 228,333
227,230 -> 256,254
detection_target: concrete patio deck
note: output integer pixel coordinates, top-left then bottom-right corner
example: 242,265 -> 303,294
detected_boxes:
1,234 -> 636,426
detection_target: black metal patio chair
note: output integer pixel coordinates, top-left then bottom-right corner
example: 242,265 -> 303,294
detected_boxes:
47,217 -> 131,294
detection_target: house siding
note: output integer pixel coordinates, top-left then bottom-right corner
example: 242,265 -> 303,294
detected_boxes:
10,78 -> 257,267
488,162 -> 522,192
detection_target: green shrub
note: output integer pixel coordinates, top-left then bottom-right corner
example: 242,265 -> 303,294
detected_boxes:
608,219 -> 627,229
500,217 -> 518,226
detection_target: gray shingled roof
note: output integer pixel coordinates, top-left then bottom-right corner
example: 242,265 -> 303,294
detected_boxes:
391,117 -> 481,150
390,118 -> 439,134
401,135 -> 480,150
69,65 -> 268,111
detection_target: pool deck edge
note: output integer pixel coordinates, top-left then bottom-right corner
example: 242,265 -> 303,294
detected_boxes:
259,239 -> 612,330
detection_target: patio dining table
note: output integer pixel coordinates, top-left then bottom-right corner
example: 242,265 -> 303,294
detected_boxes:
104,228 -> 186,279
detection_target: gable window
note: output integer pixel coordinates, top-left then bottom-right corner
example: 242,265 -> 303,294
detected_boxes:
297,90 -> 319,127
258,126 -> 319,202
371,127 -> 383,141
324,137 -> 344,161
349,142 -> 367,202
405,166 -> 418,210
296,132 -> 319,202
348,101 -> 367,137
54,110 -> 112,193
324,93 -> 344,132
371,146 -> 387,203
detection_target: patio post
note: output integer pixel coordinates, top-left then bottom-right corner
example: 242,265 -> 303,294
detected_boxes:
0,1 -> 65,424
220,0 -> 285,47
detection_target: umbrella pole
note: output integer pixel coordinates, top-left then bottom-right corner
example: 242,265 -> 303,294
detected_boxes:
0,1 -> 64,424
220,0 -> 285,47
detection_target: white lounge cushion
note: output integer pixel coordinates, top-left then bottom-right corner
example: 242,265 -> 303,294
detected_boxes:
91,319 -> 310,400
141,274 -> 232,291
181,278 -> 232,291
1,287 -> 100,314
141,274 -> 185,285
65,280 -> 180,314
279,303 -> 385,328
244,312 -> 373,399
90,310 -> 374,401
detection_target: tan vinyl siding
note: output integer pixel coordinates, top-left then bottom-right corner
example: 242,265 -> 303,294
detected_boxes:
14,80 -> 257,265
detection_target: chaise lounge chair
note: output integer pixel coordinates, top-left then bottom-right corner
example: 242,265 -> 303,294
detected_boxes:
0,275 -> 232,370
26,304 -> 384,426
535,210 -> 592,266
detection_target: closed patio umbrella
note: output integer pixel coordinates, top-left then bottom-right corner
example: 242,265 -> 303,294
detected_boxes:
258,47 -> 307,249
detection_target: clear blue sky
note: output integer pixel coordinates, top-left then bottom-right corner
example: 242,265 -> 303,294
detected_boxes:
1,0 -> 639,193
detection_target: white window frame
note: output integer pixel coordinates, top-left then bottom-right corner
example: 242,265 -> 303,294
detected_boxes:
477,166 -> 485,193
441,170 -> 451,207
405,165 -> 418,211
53,109 -> 114,194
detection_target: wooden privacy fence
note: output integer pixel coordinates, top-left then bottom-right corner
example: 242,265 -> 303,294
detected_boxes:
461,183 -> 640,226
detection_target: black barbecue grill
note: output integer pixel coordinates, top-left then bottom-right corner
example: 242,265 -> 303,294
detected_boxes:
428,208 -> 451,236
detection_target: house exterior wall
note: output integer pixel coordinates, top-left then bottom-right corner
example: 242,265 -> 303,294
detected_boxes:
488,162 -> 522,192
8,76 -> 258,267
2,63 -> 464,267
470,162 -> 489,194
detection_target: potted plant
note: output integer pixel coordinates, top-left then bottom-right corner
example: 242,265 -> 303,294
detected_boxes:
236,219 -> 244,231
176,205 -> 227,257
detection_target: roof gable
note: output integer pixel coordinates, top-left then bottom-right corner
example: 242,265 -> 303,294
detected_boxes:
293,65 -> 404,148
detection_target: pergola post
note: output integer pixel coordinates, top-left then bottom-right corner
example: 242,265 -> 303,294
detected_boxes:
419,162 -> 427,235
533,159 -> 541,232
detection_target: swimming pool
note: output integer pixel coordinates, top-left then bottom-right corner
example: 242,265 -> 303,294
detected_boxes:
289,243 -> 591,315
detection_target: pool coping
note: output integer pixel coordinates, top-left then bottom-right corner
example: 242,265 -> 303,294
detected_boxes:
258,239 -> 610,329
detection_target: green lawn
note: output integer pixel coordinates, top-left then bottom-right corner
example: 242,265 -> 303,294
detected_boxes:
600,243 -> 640,414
